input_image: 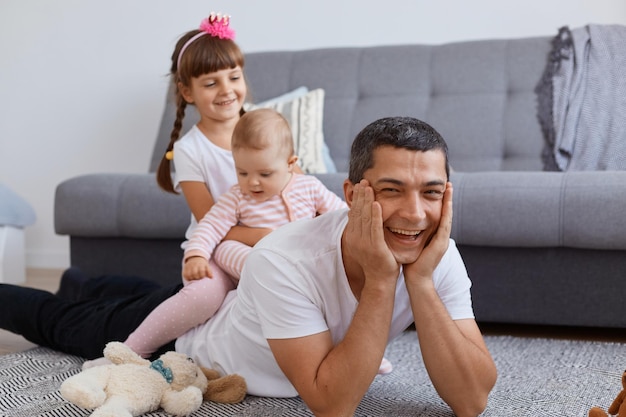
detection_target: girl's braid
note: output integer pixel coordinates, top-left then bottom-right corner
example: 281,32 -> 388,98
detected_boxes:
156,88 -> 188,193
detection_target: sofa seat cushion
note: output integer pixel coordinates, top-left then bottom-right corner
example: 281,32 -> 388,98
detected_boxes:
55,174 -> 189,238
450,170 -> 626,250
54,172 -> 348,240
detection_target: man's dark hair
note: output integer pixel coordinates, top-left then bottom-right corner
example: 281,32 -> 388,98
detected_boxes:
348,117 -> 450,183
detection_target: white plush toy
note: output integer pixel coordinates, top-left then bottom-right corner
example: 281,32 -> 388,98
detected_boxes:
60,342 -> 247,417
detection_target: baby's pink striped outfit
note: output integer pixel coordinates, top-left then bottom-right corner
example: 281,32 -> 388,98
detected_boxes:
124,174 -> 346,357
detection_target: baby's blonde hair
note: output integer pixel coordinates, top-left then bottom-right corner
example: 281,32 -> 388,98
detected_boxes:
232,108 -> 294,158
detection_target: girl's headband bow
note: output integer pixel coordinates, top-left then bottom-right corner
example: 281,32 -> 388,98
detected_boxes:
176,12 -> 236,70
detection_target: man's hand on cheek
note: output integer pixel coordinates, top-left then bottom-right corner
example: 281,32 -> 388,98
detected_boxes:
346,180 -> 399,280
403,182 -> 453,282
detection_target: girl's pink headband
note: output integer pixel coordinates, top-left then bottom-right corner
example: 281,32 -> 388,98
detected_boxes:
176,12 -> 236,70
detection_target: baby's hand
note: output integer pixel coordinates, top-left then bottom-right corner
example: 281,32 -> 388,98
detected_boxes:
183,256 -> 213,281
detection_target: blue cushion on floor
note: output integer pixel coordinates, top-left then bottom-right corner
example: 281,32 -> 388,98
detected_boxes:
0,185 -> 36,228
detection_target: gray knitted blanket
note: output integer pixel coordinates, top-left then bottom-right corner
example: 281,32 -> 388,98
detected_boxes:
536,24 -> 626,171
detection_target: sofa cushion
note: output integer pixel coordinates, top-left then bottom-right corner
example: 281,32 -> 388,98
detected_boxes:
55,174 -> 189,238
239,39 -> 552,173
246,88 -> 328,174
253,87 -> 337,173
450,170 -> 626,250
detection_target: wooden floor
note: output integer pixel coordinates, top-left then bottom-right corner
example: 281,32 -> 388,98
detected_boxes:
1,268 -> 624,357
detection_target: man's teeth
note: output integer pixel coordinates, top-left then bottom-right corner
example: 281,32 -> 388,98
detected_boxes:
389,227 -> 420,236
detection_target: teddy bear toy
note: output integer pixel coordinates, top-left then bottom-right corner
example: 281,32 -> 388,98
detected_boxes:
589,369 -> 626,417
60,341 -> 247,417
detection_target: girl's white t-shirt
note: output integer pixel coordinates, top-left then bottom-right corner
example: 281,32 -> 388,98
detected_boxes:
175,209 -> 475,397
172,125 -> 237,241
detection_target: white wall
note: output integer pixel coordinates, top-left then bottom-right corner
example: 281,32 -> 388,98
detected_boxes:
1,0 -> 625,269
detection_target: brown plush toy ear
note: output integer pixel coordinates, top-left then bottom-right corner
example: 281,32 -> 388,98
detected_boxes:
200,367 -> 247,404
589,371 -> 626,417
589,370 -> 626,417
588,406 -> 608,417
202,368 -> 222,381
606,370 -> 626,416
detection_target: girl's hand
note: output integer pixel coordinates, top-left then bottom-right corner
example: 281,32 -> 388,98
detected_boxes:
345,180 -> 400,283
403,182 -> 453,281
183,256 -> 213,281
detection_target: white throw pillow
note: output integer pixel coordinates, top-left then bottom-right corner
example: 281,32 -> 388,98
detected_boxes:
253,86 -> 308,107
246,88 -> 328,174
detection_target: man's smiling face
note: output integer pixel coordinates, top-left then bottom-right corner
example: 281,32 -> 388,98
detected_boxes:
360,145 -> 448,265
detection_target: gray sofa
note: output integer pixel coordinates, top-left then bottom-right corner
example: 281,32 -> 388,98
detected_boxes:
55,34 -> 626,329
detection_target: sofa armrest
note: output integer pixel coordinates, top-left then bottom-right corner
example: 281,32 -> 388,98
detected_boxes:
54,173 -> 190,239
450,171 -> 626,250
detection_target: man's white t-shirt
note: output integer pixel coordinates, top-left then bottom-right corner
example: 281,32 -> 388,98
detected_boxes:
175,208 -> 475,397
172,125 -> 237,241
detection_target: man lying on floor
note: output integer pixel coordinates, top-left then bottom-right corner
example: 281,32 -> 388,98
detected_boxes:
0,116 -> 497,417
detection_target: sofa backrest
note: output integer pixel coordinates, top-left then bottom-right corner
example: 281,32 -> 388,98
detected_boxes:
151,36 -> 551,173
